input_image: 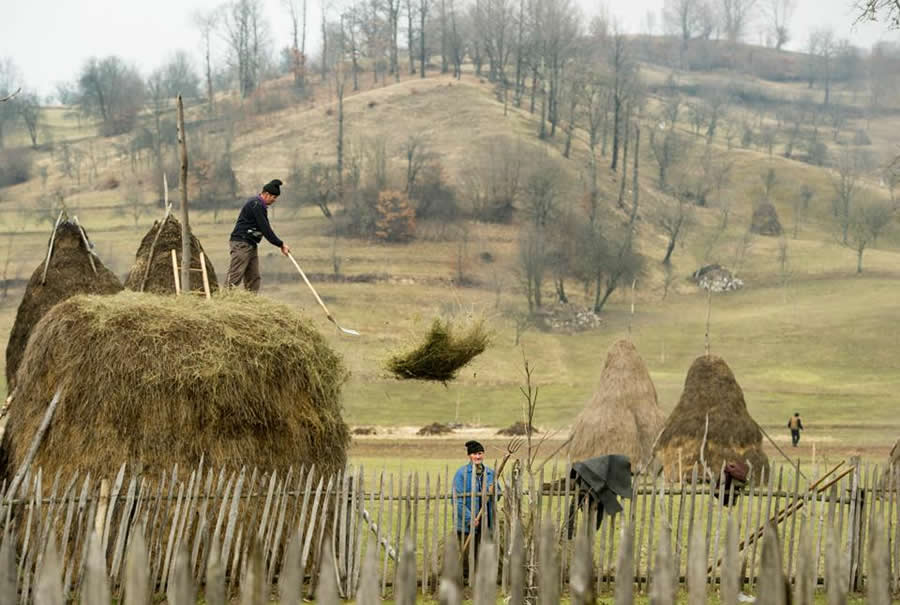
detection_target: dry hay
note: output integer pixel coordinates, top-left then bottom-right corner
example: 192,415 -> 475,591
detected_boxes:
568,340 -> 666,465
497,421 -> 539,436
6,221 -> 122,391
417,422 -> 453,436
0,290 -> 349,482
124,214 -> 218,294
750,202 -> 783,236
655,354 -> 769,481
387,319 -> 489,382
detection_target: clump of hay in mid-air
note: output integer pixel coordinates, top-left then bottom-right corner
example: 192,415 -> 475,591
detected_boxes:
568,340 -> 666,465
387,319 -> 489,382
497,421 -> 539,436
124,214 -> 218,294
417,422 -> 453,436
6,221 -> 122,391
0,290 -> 349,481
655,354 -> 769,481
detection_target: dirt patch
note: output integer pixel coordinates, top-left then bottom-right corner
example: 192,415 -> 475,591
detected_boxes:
352,426 -> 377,436
417,422 -> 455,436
497,421 -> 540,436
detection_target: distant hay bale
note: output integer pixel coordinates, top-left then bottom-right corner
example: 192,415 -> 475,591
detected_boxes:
0,290 -> 349,481
568,340 -> 666,465
124,214 -> 218,294
655,355 -> 769,481
497,421 -> 539,436
6,221 -> 122,391
417,422 -> 453,436
750,202 -> 783,236
387,319 -> 489,382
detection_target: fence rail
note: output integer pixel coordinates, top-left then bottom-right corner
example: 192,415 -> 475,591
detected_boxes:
0,458 -> 897,603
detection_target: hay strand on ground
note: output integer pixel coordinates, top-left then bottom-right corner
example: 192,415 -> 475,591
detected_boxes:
387,318 -> 489,382
124,215 -> 218,295
0,290 -> 349,481
568,340 -> 666,464
6,221 -> 122,391
655,354 -> 769,481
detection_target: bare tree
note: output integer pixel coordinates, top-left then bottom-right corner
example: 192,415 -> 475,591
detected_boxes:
831,149 -> 866,244
221,0 -> 266,98
841,198 -> 894,273
765,0 -> 795,49
0,57 -> 21,147
809,27 -> 835,106
419,0 -> 429,77
16,92 -> 41,148
856,0 -> 900,29
608,24 -> 636,172
522,155 -> 563,229
720,0 -> 757,42
663,0 -> 707,66
649,121 -> 689,191
655,189 -> 693,265
193,8 -> 219,112
792,184 -> 813,238
403,134 -> 433,194
284,0 -> 308,89
518,226 -> 547,312
76,56 -> 146,136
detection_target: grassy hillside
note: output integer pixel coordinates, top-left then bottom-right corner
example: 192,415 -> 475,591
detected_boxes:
1,63 -> 898,463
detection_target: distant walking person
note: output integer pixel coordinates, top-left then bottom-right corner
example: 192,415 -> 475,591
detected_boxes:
227,179 -> 291,292
788,412 -> 803,447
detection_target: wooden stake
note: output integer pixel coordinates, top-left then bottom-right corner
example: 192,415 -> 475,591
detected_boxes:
40,210 -> 65,285
171,250 -> 181,295
200,252 -> 211,300
72,216 -> 97,275
704,288 -> 712,356
176,94 -> 191,293
6,388 -> 62,503
628,279 -> 636,335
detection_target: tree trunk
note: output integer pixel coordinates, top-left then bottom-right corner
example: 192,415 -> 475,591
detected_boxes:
407,0 -> 416,75
631,123 -> 640,217
420,0 -> 427,78
321,6 -> 328,81
617,110 -> 630,209
857,247 -> 864,273
610,94 -> 621,171
440,0 -> 448,73
176,95 -> 191,293
555,277 -> 567,303
530,65 -> 538,114
662,233 -> 677,265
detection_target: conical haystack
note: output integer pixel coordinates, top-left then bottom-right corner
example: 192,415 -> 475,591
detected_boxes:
6,221 -> 122,391
568,340 -> 666,465
124,214 -> 218,294
655,355 -> 769,481
0,290 -> 349,481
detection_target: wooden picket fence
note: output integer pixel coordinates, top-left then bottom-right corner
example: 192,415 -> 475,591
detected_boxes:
0,458 -> 897,603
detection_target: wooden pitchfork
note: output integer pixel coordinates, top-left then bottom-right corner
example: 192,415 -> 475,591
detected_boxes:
460,437 -> 523,554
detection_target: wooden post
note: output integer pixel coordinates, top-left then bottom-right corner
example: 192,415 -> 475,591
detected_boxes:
200,252 -> 211,299
171,250 -> 181,295
176,94 -> 191,293
6,388 -> 62,503
40,210 -> 65,285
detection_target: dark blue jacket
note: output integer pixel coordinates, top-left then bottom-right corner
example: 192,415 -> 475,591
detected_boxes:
453,464 -> 498,533
230,196 -> 283,248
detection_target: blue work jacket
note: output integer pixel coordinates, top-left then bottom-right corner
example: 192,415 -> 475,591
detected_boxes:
453,463 -> 499,533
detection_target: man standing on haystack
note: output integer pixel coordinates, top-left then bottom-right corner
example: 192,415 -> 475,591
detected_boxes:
227,179 -> 291,292
788,412 -> 804,447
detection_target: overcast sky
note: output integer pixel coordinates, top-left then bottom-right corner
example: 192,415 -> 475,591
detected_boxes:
2,0 -> 897,99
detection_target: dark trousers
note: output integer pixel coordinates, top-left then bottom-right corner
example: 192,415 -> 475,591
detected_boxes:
226,241 -> 260,292
791,430 -> 801,446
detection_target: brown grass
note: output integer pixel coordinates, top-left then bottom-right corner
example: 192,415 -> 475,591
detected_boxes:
568,340 -> 666,465
656,354 -> 769,481
5,221 -> 122,390
0,290 -> 349,481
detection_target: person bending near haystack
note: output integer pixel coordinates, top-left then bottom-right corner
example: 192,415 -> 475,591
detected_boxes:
227,179 -> 291,292
453,440 -> 498,578
788,412 -> 804,447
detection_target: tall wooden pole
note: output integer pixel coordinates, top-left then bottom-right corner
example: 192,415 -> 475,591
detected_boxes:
176,94 -> 191,292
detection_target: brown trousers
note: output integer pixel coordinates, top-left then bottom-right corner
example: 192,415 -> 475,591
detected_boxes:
226,241 -> 261,292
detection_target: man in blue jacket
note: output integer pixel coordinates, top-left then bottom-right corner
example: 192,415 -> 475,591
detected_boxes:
226,179 -> 291,292
453,440 -> 498,574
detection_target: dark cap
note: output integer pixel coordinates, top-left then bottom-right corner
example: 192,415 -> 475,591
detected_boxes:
465,440 -> 484,455
263,179 -> 283,196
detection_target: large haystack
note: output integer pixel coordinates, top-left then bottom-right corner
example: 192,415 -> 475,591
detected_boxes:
655,355 -> 769,481
6,221 -> 122,392
0,290 -> 349,481
124,215 -> 218,294
568,340 -> 666,465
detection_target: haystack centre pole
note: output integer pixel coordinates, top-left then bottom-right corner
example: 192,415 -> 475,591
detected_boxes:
176,94 -> 191,292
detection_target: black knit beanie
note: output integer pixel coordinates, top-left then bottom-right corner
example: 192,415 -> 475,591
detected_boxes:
263,179 -> 283,196
465,440 -> 484,455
